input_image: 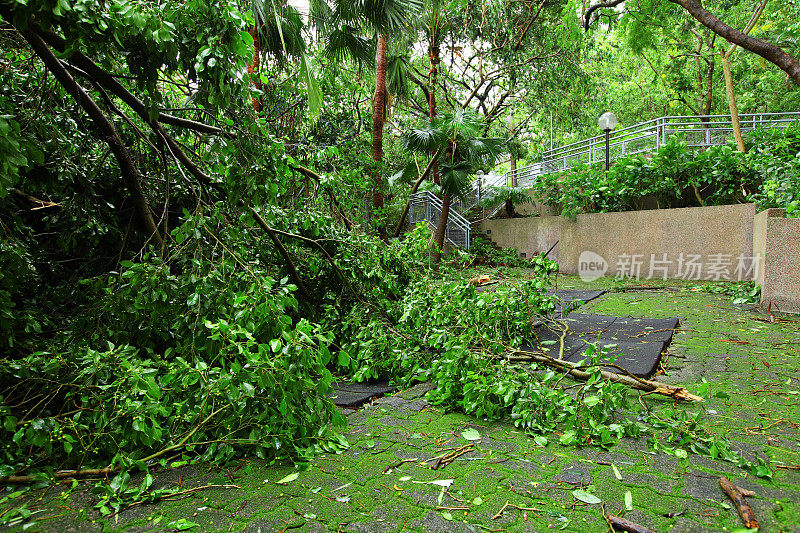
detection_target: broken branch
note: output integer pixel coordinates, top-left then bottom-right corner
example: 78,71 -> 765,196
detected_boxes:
719,477 -> 759,530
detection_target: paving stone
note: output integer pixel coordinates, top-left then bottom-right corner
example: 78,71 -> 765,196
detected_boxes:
408,511 -> 476,532
553,463 -> 592,485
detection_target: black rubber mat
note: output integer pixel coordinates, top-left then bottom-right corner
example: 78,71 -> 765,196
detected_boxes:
566,339 -> 669,378
329,380 -> 395,408
530,315 -> 680,378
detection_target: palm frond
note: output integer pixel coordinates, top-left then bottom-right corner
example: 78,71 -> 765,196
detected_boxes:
402,122 -> 447,153
386,54 -> 410,101
338,0 -> 423,33
258,5 -> 306,62
461,137 -> 505,167
439,160 -> 472,199
325,27 -> 375,66
440,107 -> 483,139
308,0 -> 334,34
250,0 -> 270,28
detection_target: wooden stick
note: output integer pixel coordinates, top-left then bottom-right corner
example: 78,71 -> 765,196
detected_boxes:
605,515 -> 656,533
719,477 -> 759,530
0,466 -> 115,484
382,458 -> 419,474
506,349 -> 703,402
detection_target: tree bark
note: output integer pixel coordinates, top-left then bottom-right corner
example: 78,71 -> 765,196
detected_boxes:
720,50 -> 746,153
371,33 -> 389,241
428,25 -> 440,184
703,55 -> 715,115
249,208 -> 313,302
248,27 -> 263,112
16,25 -> 163,246
431,191 -> 450,263
667,0 -> 800,85
509,155 -> 517,187
719,477 -> 759,530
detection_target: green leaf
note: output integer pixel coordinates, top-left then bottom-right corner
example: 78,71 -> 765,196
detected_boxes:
168,519 -> 199,530
461,428 -> 481,441
143,376 -> 160,399
572,489 -> 602,505
299,53 -> 322,121
624,491 -> 633,511
611,464 -> 622,481
277,472 -> 299,484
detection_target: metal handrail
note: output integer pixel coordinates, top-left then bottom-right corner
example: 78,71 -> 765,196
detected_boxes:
409,191 -> 471,250
540,112 -> 800,174
408,112 -> 800,249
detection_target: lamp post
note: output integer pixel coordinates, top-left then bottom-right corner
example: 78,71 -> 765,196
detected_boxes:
598,112 -> 618,171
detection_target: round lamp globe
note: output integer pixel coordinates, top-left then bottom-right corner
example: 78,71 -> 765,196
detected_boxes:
598,112 -> 618,132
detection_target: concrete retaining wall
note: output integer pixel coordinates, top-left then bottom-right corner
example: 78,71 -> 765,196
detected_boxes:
481,204 -> 757,280
480,204 -> 799,313
754,209 -> 800,313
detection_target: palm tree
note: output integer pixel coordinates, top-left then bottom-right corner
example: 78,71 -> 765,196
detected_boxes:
324,0 -> 422,238
402,109 -> 504,262
422,0 -> 446,185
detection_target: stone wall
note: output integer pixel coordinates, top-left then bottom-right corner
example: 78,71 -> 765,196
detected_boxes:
754,209 -> 800,313
481,204 -> 758,281
481,203 -> 800,313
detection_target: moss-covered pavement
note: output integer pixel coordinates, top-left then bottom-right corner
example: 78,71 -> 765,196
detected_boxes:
5,275 -> 800,533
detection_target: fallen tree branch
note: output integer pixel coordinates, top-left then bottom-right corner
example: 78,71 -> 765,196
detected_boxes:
431,443 -> 474,470
249,208 -> 314,302
289,165 -> 354,230
12,21 -> 163,247
0,466 -> 115,484
605,514 -> 656,533
506,348 -> 703,402
719,476 -> 759,530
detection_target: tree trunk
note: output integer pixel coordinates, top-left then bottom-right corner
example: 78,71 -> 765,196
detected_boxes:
505,199 -> 515,218
248,27 -> 262,112
703,56 -> 715,115
17,25 -> 163,247
720,51 -> 746,153
431,192 -> 450,263
393,147 -> 444,238
371,33 -> 388,240
509,155 -> 517,187
428,27 -> 440,184
668,0 -> 800,85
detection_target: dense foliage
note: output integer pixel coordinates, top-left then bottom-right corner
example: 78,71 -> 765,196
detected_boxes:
528,124 -> 800,219
0,0 -> 796,524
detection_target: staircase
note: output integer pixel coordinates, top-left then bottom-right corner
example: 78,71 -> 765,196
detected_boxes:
409,191 -> 471,249
409,112 -> 800,249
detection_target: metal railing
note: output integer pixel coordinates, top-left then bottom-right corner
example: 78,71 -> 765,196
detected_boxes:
410,191 -> 471,249
453,171 -> 508,217
408,112 -> 800,249
540,112 -> 800,174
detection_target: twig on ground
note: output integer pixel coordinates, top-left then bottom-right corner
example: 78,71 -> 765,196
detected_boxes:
604,514 -> 657,533
719,476 -> 759,530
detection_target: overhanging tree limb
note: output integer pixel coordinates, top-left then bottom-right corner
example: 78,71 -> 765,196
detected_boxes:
584,0 -> 800,85
249,208 -> 314,302
13,23 -> 163,246
582,0 -> 627,30
24,19 -> 231,137
393,146 -> 444,238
